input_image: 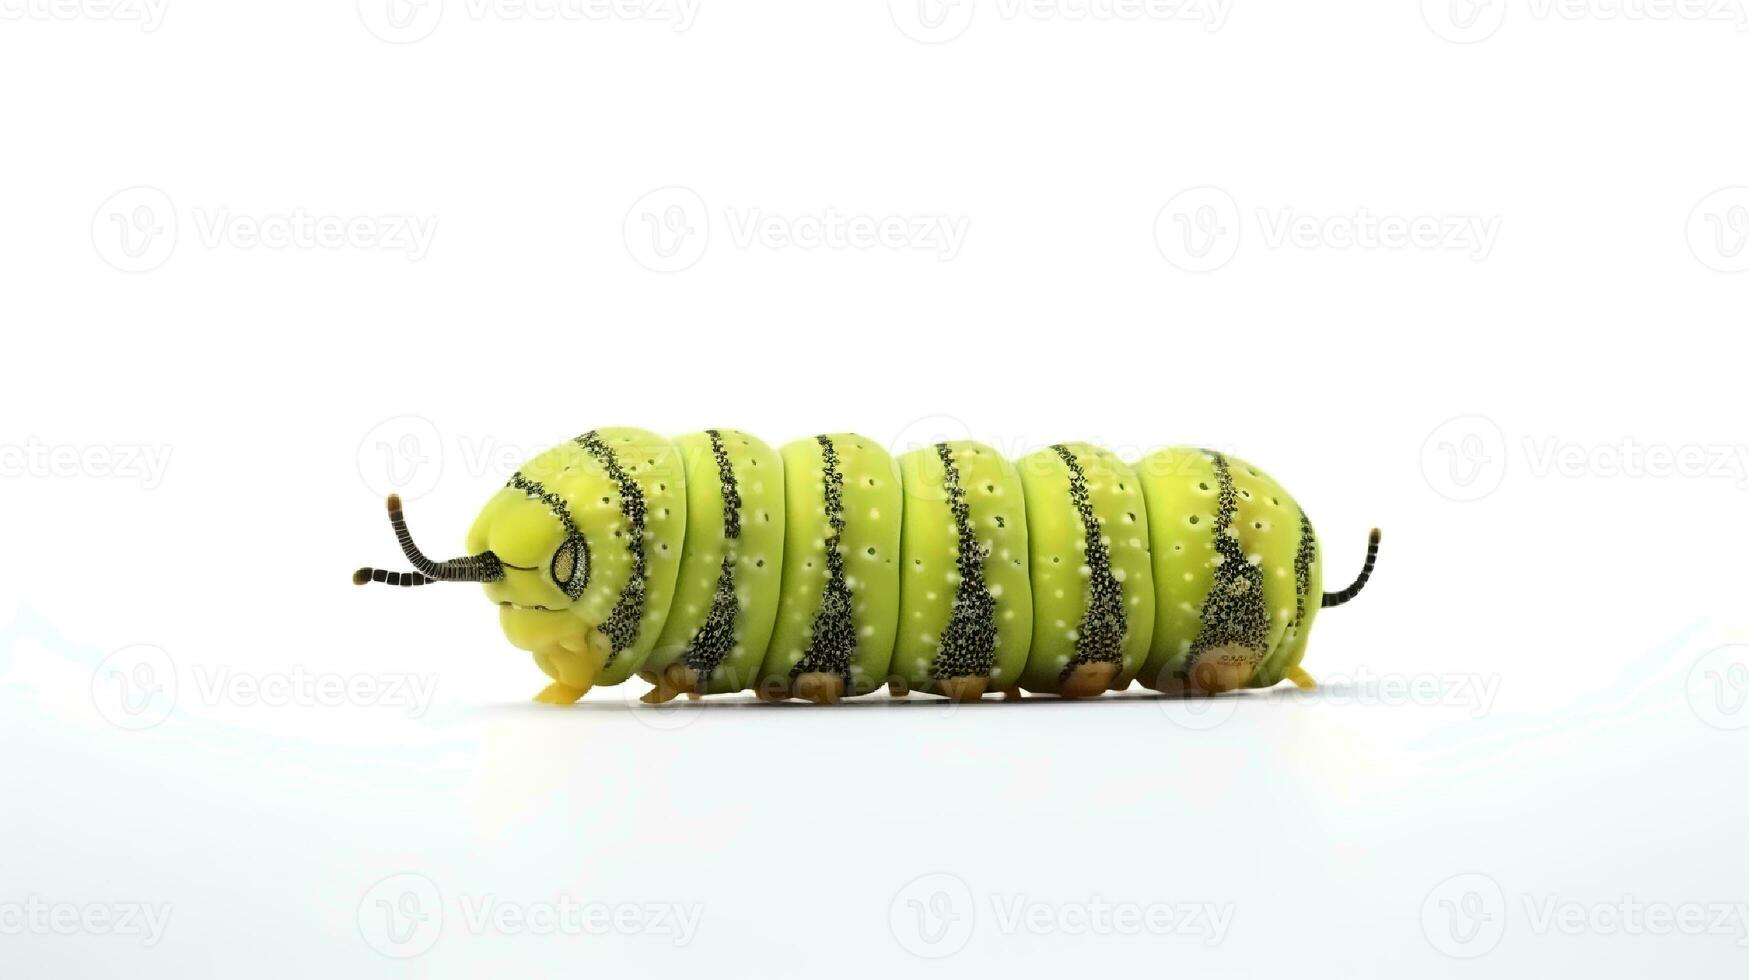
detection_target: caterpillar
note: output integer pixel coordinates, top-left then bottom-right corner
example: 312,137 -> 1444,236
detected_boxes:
352,428 -> 1381,705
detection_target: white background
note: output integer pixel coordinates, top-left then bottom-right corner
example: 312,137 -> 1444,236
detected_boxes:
3,0 -> 1747,976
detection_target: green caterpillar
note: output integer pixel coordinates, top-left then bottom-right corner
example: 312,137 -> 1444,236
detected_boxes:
352,428 -> 1380,704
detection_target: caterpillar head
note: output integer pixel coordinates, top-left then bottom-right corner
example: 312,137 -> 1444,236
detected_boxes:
352,487 -> 610,695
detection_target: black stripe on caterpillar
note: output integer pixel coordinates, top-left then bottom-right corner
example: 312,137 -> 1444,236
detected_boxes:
351,428 -> 1380,705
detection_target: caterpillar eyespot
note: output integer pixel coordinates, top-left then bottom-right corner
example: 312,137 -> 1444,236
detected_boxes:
351,428 -> 1381,706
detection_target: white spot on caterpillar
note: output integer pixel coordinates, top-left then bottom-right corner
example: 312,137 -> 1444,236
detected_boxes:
1113,568 -> 1126,582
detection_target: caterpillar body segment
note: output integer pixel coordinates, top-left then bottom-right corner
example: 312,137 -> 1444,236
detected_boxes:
1133,448 -> 1321,695
352,430 -> 1381,705
1014,444 -> 1155,698
639,430 -> 786,701
892,441 -> 1032,702
756,434 -> 903,703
